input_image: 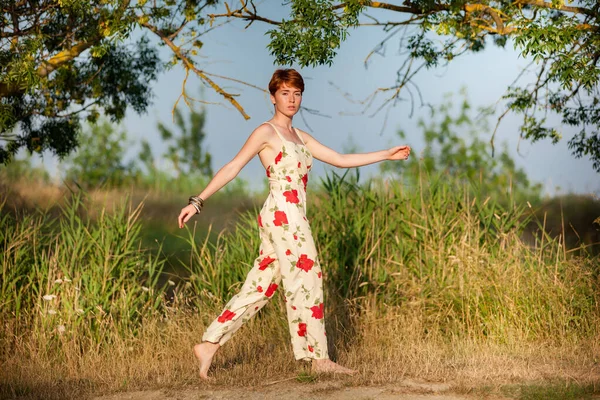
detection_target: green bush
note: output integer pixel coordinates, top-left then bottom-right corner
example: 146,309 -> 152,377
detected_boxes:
179,171 -> 599,343
0,192 -> 165,347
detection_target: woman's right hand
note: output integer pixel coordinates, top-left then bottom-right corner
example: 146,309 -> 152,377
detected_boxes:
178,204 -> 198,228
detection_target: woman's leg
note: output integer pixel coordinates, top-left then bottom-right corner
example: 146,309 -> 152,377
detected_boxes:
275,217 -> 357,374
195,229 -> 280,378
193,341 -> 220,380
202,230 -> 281,344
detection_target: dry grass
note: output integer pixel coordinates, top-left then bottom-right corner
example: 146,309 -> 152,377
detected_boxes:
1,176 -> 599,400
2,304 -> 598,400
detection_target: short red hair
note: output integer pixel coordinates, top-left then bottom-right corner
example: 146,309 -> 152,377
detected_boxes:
268,69 -> 304,95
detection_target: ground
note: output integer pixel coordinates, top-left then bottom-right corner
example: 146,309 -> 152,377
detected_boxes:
92,379 -> 510,400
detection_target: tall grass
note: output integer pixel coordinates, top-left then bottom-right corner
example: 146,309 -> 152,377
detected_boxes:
181,170 -> 598,345
0,193 -> 165,352
1,173 -> 598,399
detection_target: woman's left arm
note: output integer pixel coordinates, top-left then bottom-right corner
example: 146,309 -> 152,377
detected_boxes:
301,130 -> 411,168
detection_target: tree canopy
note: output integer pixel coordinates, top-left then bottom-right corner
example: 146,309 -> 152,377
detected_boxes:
213,0 -> 600,172
0,0 -> 230,164
2,0 -> 599,173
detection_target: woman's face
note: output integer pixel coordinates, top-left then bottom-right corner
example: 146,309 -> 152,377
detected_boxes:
271,82 -> 302,117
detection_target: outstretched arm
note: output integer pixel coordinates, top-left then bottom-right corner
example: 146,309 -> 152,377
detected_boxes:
301,130 -> 411,168
178,125 -> 270,228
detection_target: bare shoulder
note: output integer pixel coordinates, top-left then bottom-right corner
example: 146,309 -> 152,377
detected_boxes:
247,123 -> 277,145
248,123 -> 281,155
252,122 -> 275,139
294,127 -> 316,144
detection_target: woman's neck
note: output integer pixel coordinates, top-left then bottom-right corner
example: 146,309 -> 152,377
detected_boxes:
271,114 -> 293,130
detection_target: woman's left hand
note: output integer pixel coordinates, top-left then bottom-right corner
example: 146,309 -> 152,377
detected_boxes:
387,145 -> 411,161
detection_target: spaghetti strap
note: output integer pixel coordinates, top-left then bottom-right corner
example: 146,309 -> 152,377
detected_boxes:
292,127 -> 306,145
263,121 -> 286,142
264,121 -> 305,146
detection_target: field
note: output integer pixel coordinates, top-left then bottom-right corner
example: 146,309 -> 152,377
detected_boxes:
1,172 -> 599,400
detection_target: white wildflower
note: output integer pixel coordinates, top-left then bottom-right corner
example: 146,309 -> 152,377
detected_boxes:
141,286 -> 150,292
57,325 -> 66,333
63,278 -> 72,283
167,280 -> 175,286
43,294 -> 57,301
47,309 -> 57,315
54,279 -> 63,284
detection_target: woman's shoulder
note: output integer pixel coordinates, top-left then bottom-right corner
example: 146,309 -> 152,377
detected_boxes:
252,122 -> 276,136
247,122 -> 278,144
293,127 -> 315,144
255,121 -> 274,131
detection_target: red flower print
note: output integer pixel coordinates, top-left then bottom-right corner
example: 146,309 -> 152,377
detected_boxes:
301,174 -> 308,191
257,286 -> 263,293
217,309 -> 236,323
292,306 -> 297,310
296,254 -> 314,272
259,256 -> 276,270
283,189 -> 300,204
310,303 -> 324,319
297,162 -> 301,168
308,345 -> 314,352
286,175 -> 292,182
275,152 -> 283,164
266,167 -> 271,177
273,211 -> 288,226
285,249 -> 291,256
265,283 -> 278,297
293,234 -> 298,240
297,323 -> 307,337
318,271 -> 322,278
258,214 -> 263,227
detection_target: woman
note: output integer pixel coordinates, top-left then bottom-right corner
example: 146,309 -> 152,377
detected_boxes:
178,69 -> 411,379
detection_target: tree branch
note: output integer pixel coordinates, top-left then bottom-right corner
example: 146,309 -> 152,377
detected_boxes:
142,22 -> 251,120
0,37 -> 101,98
208,0 -> 281,26
210,0 -> 596,38
37,40 -> 98,77
364,1 -> 594,17
514,0 -> 594,16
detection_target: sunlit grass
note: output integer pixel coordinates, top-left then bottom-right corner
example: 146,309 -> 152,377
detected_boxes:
0,172 -> 598,399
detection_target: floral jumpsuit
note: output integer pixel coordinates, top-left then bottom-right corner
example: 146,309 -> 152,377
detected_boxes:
202,122 -> 328,361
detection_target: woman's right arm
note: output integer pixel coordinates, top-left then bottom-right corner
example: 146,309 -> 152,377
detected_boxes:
178,125 -> 270,228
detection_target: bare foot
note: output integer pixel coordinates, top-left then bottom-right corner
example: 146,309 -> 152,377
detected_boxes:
193,342 -> 220,380
311,359 -> 357,375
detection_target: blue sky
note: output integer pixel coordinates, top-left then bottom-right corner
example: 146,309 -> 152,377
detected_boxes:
42,3 -> 600,196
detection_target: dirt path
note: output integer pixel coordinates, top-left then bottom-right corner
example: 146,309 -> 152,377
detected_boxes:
92,379 -> 507,400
